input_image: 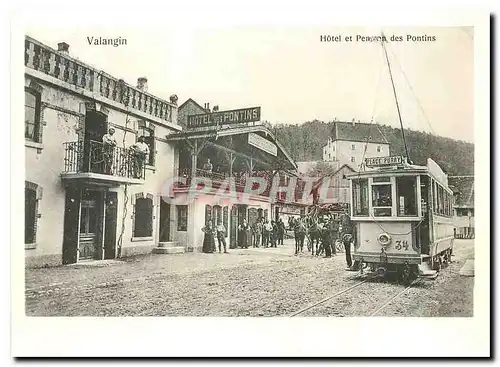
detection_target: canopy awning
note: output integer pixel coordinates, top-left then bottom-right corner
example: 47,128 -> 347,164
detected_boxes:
165,124 -> 297,171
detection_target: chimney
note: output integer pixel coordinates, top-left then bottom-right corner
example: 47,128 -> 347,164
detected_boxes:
206,102 -> 210,112
57,42 -> 70,54
352,118 -> 355,127
137,77 -> 148,92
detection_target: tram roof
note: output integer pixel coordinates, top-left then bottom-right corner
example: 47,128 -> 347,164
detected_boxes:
345,158 -> 452,192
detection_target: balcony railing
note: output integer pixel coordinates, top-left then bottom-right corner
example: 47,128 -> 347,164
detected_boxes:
175,168 -> 307,201
63,140 -> 146,180
25,37 -> 175,122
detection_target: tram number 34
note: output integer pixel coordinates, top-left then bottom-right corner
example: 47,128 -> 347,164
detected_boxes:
395,240 -> 409,251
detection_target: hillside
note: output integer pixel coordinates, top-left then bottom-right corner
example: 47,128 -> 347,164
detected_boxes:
269,120 -> 474,175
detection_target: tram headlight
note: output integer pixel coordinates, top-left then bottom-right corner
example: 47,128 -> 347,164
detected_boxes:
377,233 -> 391,247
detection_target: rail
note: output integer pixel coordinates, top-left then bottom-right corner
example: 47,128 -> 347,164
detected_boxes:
25,36 -> 175,122
63,140 -> 146,180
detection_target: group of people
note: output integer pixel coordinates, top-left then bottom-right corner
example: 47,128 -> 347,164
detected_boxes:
292,211 -> 359,271
201,220 -> 229,254
101,127 -> 150,178
246,217 -> 286,248
200,209 -> 359,271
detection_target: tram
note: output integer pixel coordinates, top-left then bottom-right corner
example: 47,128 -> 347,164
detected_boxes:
345,155 -> 455,283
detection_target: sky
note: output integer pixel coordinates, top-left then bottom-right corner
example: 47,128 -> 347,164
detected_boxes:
25,26 -> 474,142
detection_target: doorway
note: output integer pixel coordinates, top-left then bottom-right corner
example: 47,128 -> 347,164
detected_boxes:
78,190 -> 102,260
62,187 -> 117,264
83,111 -> 107,173
159,200 -> 171,242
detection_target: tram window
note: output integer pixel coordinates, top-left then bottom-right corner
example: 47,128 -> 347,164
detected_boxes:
444,193 -> 448,216
438,186 -> 444,215
372,184 -> 392,217
352,179 -> 369,216
396,176 -> 417,216
432,181 -> 438,214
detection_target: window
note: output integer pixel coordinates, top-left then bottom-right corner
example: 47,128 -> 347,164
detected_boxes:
432,181 -> 438,214
377,146 -> 381,152
372,182 -> 392,217
138,125 -> 155,166
438,186 -> 444,215
351,144 -> 355,150
351,157 -> 355,162
25,88 -> 41,142
444,191 -> 450,216
133,197 -> 153,237
25,187 -> 37,244
352,179 -> 369,216
396,176 -> 417,216
177,205 -> 188,231
213,205 -> 222,226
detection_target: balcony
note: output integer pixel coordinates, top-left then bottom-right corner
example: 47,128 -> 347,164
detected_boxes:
174,168 -> 307,202
61,140 -> 145,186
25,36 -> 177,124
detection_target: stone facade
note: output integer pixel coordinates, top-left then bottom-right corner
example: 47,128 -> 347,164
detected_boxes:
24,36 -> 182,267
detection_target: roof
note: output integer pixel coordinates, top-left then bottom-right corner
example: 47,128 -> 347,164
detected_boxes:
449,176 -> 474,207
332,121 -> 389,144
296,161 -> 339,176
165,124 -> 297,170
311,164 -> 356,192
178,98 -> 208,112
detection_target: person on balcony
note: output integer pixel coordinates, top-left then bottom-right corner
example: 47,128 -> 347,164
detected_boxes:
202,221 -> 216,254
238,219 -> 250,248
102,128 -> 117,174
130,136 -> 150,179
203,158 -> 213,173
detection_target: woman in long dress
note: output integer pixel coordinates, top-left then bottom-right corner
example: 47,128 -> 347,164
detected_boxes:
202,221 -> 216,253
238,219 -> 250,248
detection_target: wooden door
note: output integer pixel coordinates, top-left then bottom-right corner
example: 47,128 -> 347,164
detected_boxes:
79,197 -> 98,260
230,206 -> 238,248
62,187 -> 81,265
104,191 -> 117,259
159,199 -> 171,242
83,111 -> 107,173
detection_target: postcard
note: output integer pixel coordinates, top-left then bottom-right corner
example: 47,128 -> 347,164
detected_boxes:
11,3 -> 490,358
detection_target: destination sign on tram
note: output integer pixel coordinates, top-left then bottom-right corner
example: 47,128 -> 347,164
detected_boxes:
187,107 -> 261,128
365,155 -> 404,167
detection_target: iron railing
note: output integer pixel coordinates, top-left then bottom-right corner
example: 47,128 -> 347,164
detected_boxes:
63,140 -> 146,180
175,168 -> 306,201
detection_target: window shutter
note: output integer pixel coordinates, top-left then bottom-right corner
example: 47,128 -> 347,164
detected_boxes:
205,204 -> 212,225
25,188 -> 37,243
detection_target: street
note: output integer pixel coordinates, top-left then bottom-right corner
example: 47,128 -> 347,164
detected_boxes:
25,239 -> 474,317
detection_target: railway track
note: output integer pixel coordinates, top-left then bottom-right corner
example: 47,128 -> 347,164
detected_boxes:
289,275 -> 421,317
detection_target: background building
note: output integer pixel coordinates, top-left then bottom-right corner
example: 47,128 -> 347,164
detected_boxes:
170,99 -> 299,249
322,120 -> 390,170
449,175 -> 475,239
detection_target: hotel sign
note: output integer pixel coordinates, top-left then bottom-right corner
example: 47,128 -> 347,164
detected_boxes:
365,155 -> 404,167
248,133 -> 278,156
187,107 -> 261,128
